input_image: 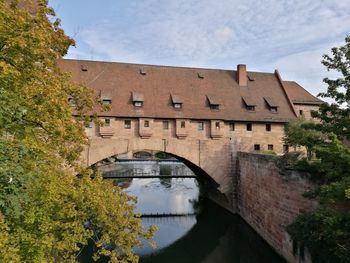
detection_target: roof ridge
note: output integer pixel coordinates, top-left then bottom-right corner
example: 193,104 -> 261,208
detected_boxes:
60,58 -> 275,75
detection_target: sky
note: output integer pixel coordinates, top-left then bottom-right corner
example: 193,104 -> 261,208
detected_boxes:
49,0 -> 350,97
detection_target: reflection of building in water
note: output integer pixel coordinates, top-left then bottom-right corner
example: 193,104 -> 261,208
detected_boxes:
116,178 -> 199,214
100,161 -> 195,177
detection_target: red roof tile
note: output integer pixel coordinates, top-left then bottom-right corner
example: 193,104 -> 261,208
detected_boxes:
58,59 -> 312,122
283,81 -> 323,105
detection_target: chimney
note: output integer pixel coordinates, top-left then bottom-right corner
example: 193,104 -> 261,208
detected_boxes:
237,64 -> 247,86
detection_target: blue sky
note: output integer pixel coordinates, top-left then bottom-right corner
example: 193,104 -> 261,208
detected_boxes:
49,0 -> 350,97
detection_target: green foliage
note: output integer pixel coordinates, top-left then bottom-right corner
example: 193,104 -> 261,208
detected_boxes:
312,35 -> 350,140
287,208 -> 350,263
286,36 -> 350,263
284,118 -> 326,160
0,1 -> 156,262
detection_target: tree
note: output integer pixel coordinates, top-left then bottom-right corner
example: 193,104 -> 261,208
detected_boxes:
313,35 -> 350,140
284,118 -> 325,160
0,1 -> 156,262
285,36 -> 350,263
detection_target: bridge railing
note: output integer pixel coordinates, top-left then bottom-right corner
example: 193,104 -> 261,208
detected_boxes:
102,168 -> 195,178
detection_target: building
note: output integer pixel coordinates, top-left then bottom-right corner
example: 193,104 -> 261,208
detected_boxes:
58,59 -> 322,155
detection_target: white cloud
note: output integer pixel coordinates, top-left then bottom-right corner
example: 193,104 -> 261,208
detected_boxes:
60,0 -> 350,93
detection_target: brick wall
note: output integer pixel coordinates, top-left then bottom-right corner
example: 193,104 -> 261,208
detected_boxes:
237,152 -> 318,263
85,118 -> 287,154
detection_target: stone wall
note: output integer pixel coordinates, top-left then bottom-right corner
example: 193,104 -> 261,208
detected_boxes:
236,152 -> 318,263
86,118 -> 287,154
293,104 -> 319,121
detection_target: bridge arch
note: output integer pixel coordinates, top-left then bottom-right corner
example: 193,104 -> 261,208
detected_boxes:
83,138 -> 235,212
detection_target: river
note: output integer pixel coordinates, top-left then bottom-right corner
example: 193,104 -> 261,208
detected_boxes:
80,161 -> 285,263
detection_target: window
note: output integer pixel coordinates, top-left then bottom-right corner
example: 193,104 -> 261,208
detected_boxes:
242,97 -> 256,112
173,103 -> 182,109
134,101 -> 143,107
102,99 -> 112,105
246,105 -> 255,111
181,121 -> 186,128
215,122 -> 220,129
268,144 -> 274,151
229,122 -> 235,131
246,123 -> 252,131
124,120 -> 131,129
283,145 -> 289,153
254,144 -> 260,151
210,104 -> 220,110
171,94 -> 183,109
299,110 -> 304,116
105,119 -> 110,127
132,92 -> 144,107
144,120 -> 149,128
266,123 -> 271,132
198,122 -> 204,131
208,94 -> 221,110
163,121 -> 169,130
270,107 -> 278,113
264,97 -> 279,112
81,65 -> 88,72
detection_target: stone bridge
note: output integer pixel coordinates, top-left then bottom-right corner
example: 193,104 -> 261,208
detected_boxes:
82,136 -> 237,212
82,136 -> 318,262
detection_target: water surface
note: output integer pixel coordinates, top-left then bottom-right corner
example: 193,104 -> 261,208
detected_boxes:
80,161 -> 285,263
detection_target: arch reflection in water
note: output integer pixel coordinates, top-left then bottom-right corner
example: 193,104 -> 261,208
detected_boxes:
113,176 -> 201,257
114,177 -> 200,215
140,201 -> 285,263
80,161 -> 285,263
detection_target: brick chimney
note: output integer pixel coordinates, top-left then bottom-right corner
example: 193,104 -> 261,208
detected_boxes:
237,64 -> 247,86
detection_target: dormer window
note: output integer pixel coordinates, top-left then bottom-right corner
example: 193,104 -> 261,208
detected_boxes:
100,91 -> 112,109
242,96 -> 256,112
248,75 -> 255,81
171,94 -> 183,110
246,105 -> 255,111
132,92 -> 144,107
174,103 -> 182,109
81,65 -> 88,72
139,68 -> 146,75
102,99 -> 112,105
198,72 -> 204,79
264,97 -> 279,113
207,95 -> 221,110
134,101 -> 143,107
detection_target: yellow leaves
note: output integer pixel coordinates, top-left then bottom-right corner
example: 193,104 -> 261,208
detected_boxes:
0,1 -> 156,262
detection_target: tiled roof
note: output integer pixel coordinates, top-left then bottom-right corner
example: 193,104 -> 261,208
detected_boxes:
58,59 -> 309,122
264,97 -> 279,108
283,81 -> 323,105
242,96 -> 257,106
